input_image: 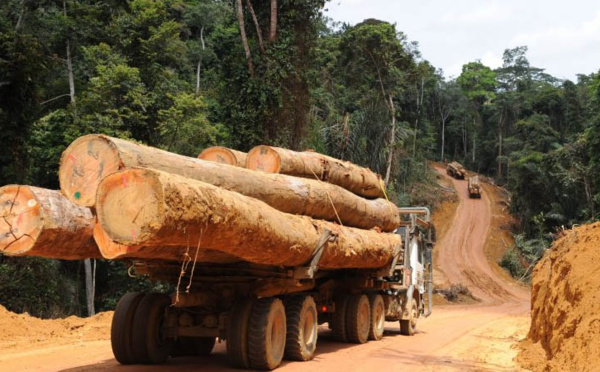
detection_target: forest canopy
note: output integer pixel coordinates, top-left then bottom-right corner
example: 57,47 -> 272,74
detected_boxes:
0,0 -> 598,316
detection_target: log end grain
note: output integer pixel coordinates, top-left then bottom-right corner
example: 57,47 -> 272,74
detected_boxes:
199,146 -> 246,167
93,222 -> 139,259
59,134 -> 122,207
96,168 -> 164,246
0,185 -> 43,256
246,145 -> 281,173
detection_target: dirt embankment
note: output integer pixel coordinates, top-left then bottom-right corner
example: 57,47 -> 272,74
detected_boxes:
0,304 -> 112,353
518,222 -> 600,372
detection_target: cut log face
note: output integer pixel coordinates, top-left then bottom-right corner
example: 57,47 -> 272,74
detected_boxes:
246,146 -> 385,199
96,169 -> 401,268
0,185 -> 99,259
93,222 -> 240,263
59,135 -> 400,231
59,135 -> 122,206
198,146 -> 247,167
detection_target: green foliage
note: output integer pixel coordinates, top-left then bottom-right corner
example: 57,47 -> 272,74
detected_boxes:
500,249 -> 526,279
158,92 -> 227,155
500,234 -> 548,281
457,62 -> 497,105
93,261 -> 171,312
0,257 -> 77,318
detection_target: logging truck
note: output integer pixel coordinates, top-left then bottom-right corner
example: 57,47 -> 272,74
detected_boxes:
446,161 -> 466,180
110,207 -> 434,369
0,134 -> 436,370
468,176 -> 481,199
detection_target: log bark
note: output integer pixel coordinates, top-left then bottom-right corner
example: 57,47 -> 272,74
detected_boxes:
198,146 -> 247,167
246,146 -> 385,198
93,222 -> 240,263
0,185 -> 99,259
59,135 -> 400,231
96,169 -> 401,269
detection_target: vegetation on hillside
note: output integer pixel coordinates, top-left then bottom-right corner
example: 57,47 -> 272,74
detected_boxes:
0,0 -> 598,315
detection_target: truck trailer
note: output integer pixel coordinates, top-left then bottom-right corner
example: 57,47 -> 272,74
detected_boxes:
468,176 -> 481,199
109,207 -> 435,370
0,135 -> 436,371
446,161 -> 466,180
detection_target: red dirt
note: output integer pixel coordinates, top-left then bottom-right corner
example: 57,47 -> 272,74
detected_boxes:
0,165 -> 531,371
518,222 -> 600,372
0,304 -> 112,352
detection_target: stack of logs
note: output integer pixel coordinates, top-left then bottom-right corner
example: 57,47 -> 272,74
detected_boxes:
0,135 -> 402,270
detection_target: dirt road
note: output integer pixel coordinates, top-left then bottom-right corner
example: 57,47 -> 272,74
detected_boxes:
0,167 -> 531,371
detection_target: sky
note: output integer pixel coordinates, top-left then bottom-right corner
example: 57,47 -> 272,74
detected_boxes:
325,0 -> 600,81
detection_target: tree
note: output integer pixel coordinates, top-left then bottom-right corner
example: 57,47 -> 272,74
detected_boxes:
457,61 -> 497,164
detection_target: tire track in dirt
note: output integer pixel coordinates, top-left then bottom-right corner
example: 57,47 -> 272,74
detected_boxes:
433,166 -> 529,304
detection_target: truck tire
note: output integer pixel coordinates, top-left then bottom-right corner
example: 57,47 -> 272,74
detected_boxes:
131,293 -> 174,364
330,296 -> 349,342
111,292 -> 144,364
284,295 -> 318,361
172,337 -> 216,357
248,297 -> 287,370
400,298 -> 418,336
227,298 -> 254,368
346,294 -> 370,344
368,294 -> 385,341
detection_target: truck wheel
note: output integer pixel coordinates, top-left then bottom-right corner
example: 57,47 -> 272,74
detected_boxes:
330,296 -> 349,342
111,292 -> 145,364
368,295 -> 385,341
346,294 -> 370,344
284,295 -> 318,361
131,293 -> 174,364
172,337 -> 216,357
227,298 -> 254,368
400,298 -> 418,336
248,297 -> 287,370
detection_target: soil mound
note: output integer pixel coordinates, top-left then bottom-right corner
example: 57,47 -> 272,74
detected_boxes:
518,222 -> 600,372
0,303 -> 112,352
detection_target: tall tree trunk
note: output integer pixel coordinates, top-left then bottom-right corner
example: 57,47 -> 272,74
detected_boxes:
472,133 -> 476,163
245,0 -> 265,54
84,258 -> 95,316
384,94 -> 396,187
195,26 -> 205,96
340,112 -> 350,159
412,77 -> 425,158
438,96 -> 449,162
15,0 -> 26,32
441,116 -> 446,162
66,39 -> 75,104
269,0 -> 277,43
236,0 -> 254,77
63,1 -> 75,106
462,118 -> 467,158
65,0 -> 94,317
584,176 -> 595,218
497,107 -> 504,178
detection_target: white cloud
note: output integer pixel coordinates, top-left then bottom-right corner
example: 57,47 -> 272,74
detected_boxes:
480,51 -> 503,70
326,0 -> 600,80
441,3 -> 510,23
